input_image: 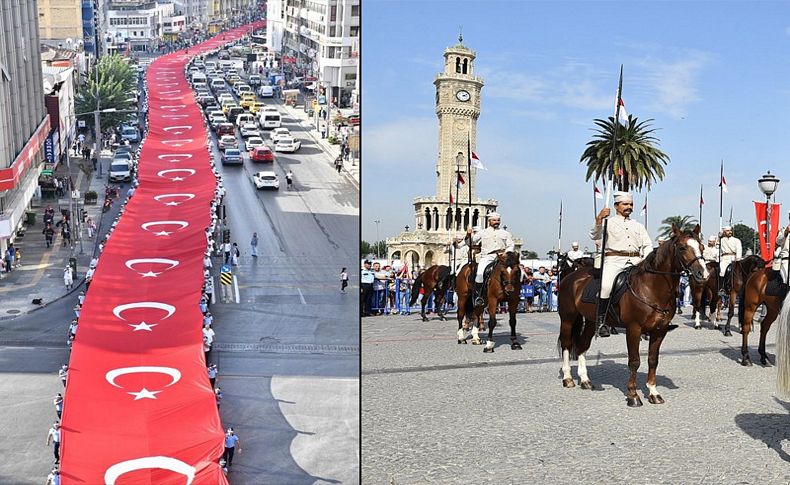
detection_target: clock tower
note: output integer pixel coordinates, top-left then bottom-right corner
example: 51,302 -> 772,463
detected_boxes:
433,36 -> 484,203
384,37 -> 518,271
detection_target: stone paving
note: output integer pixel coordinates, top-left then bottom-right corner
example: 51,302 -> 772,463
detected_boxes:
362,310 -> 790,484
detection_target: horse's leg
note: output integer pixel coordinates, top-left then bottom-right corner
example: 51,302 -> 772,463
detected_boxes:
577,318 -> 596,389
509,298 -> 521,350
724,289 -> 736,334
456,297 -> 468,344
437,291 -> 447,321
420,292 -> 428,321
758,301 -> 779,366
483,300 -> 497,353
740,299 -> 756,366
559,313 -> 576,388
625,323 -> 643,407
693,288 -> 702,329
646,331 -> 667,404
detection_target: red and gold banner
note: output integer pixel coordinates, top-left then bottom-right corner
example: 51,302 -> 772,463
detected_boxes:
61,21 -> 265,484
754,201 -> 781,261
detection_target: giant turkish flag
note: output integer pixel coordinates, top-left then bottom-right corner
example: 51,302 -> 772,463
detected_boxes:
61,22 -> 266,484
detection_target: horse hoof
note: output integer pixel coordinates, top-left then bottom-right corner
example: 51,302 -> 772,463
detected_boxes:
483,347 -> 494,353
761,357 -> 772,367
562,378 -> 575,388
609,326 -> 619,335
457,339 -> 467,344
440,316 -> 447,321
694,324 -> 701,330
741,356 -> 753,366
626,396 -> 643,407
580,380 -> 594,390
648,394 -> 665,405
511,343 -> 522,350
422,317 -> 428,322
724,330 -> 733,337
471,339 -> 481,345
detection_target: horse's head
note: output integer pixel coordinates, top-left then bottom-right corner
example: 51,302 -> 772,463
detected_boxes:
495,251 -> 521,296
671,223 -> 709,283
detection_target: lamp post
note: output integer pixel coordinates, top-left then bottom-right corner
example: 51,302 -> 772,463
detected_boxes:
374,219 -> 381,260
758,171 -> 780,258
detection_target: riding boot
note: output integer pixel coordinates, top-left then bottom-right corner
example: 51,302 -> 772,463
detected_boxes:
596,298 -> 611,337
473,282 -> 485,307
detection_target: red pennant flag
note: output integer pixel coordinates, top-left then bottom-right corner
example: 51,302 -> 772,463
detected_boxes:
449,189 -> 454,205
457,173 -> 465,186
617,97 -> 628,124
720,175 -> 728,193
594,185 -> 603,199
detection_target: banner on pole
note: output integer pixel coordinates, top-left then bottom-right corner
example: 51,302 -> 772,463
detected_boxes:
754,201 -> 781,260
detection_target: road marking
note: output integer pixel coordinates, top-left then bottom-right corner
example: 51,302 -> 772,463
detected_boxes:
233,275 -> 240,303
297,287 -> 306,305
212,342 -> 358,354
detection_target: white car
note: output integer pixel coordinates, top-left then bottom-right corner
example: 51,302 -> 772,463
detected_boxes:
253,170 -> 280,190
218,93 -> 234,104
218,134 -> 238,151
258,85 -> 274,97
246,136 -> 265,151
273,136 -> 302,153
240,123 -> 260,138
270,127 -> 291,142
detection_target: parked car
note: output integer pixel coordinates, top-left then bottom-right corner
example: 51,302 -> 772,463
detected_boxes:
273,136 -> 302,153
250,146 -> 275,163
218,135 -> 238,151
269,127 -> 291,142
109,159 -> 132,182
120,125 -> 140,143
253,170 -> 280,190
240,123 -> 260,138
245,136 -> 265,151
221,148 -> 243,165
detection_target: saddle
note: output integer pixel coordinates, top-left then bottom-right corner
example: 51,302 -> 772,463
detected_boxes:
765,269 -> 789,298
581,266 -> 633,306
467,260 -> 497,306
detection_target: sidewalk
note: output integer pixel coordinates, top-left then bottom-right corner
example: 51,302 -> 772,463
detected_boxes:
280,100 -> 360,188
0,147 -> 116,320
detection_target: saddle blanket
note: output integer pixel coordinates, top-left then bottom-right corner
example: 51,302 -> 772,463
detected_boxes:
766,270 -> 789,298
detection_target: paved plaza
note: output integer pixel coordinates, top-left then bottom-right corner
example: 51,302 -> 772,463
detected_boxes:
362,310 -> 790,484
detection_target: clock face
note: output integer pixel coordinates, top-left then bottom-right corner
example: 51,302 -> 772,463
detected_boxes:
456,90 -> 471,102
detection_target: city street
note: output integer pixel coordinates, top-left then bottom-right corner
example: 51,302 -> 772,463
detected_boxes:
362,311 -> 790,484
0,55 -> 359,485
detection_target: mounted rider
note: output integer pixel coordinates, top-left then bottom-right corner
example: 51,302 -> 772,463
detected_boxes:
469,213 -> 515,306
590,191 -> 653,337
703,235 -> 719,263
449,226 -> 480,275
773,211 -> 790,284
719,225 -> 742,287
566,242 -> 585,266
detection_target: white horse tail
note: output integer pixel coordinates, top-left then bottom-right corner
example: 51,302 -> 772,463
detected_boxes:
775,291 -> 790,398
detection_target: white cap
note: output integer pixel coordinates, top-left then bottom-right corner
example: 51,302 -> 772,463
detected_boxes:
613,191 -> 633,203
708,235 -> 717,242
723,225 -> 732,231
486,212 -> 501,219
472,225 -> 481,232
571,241 -> 579,247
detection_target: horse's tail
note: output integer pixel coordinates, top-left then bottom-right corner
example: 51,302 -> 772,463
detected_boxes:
409,274 -> 423,307
774,291 -> 790,398
436,265 -> 451,290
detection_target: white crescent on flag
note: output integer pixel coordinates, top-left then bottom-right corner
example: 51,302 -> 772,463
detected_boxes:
157,168 -> 196,181
112,302 -> 176,321
104,456 -> 195,485
161,139 -> 194,148
157,153 -> 193,162
163,126 -> 193,135
153,193 -> 196,206
140,220 -> 189,235
124,258 -> 180,277
105,366 -> 182,388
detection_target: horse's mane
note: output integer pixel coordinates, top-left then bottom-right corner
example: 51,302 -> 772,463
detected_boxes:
640,231 -> 698,272
738,254 -> 767,276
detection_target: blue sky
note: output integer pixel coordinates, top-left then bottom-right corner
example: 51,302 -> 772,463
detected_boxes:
362,0 -> 790,256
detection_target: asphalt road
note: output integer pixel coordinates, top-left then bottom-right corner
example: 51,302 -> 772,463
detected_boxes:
362,309 -> 790,485
0,59 -> 359,484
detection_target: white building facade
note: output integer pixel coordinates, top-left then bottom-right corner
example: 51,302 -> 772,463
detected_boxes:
105,0 -> 176,53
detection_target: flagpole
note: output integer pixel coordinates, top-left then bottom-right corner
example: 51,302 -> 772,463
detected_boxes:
699,184 -> 703,234
593,182 -> 598,220
729,206 -> 733,227
718,160 -> 724,270
453,156 -> 460,274
467,134 -> 473,263
596,65 -> 624,331
558,200 -> 563,258
644,191 -> 649,233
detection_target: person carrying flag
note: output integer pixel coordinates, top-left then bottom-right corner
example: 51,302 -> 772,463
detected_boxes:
590,191 -> 653,337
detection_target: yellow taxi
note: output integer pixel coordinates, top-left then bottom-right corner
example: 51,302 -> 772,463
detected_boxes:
249,101 -> 265,114
240,94 -> 257,109
222,102 -> 239,115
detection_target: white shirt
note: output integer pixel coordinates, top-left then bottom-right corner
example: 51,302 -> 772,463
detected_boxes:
720,236 -> 742,259
590,214 -> 653,257
48,427 -> 61,443
472,226 -> 515,256
47,472 -> 60,485
203,327 -> 215,345
567,249 -> 585,261
703,245 -> 719,262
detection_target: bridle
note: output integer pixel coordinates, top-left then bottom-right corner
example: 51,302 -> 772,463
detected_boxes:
644,236 -> 706,279
495,258 -> 521,298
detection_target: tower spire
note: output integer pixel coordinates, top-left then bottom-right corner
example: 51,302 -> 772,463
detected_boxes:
458,26 -> 463,44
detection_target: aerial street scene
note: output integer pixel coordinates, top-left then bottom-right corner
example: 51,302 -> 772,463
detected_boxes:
0,0 -> 359,483
362,2 -> 790,484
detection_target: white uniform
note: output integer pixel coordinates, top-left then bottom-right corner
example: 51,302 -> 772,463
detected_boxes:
471,227 -> 515,283
774,227 -> 790,282
449,238 -> 473,275
703,245 -> 719,263
719,236 -> 742,273
566,249 -> 585,267
590,214 -> 653,298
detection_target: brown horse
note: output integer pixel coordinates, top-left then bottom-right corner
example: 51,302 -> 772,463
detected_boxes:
738,266 -> 785,366
558,225 -> 708,407
409,265 -> 453,321
557,253 -> 594,282
455,252 -> 522,352
724,255 -> 766,336
689,262 -> 721,329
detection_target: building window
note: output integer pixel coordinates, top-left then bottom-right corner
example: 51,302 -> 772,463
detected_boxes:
330,5 -> 337,21
351,5 -> 359,17
350,26 -> 359,37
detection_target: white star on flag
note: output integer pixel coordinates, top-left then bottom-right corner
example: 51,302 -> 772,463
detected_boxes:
165,202 -> 179,206
172,177 -> 185,181
140,271 -> 159,278
128,388 -> 161,400
154,231 -> 172,236
129,322 -> 158,331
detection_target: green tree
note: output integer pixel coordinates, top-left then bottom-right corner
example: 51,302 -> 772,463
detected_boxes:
732,223 -> 756,254
361,240 -> 387,259
580,115 -> 670,192
521,250 -> 539,259
75,55 -> 137,131
658,215 -> 698,239
547,250 -> 559,260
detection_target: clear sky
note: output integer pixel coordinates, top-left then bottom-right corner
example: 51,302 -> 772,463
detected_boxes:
362,0 -> 790,256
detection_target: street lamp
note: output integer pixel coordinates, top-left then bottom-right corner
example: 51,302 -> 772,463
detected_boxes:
374,219 -> 381,259
758,171 -> 780,257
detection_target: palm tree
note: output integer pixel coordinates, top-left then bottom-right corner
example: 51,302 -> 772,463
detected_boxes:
658,215 -> 698,239
580,115 -> 670,192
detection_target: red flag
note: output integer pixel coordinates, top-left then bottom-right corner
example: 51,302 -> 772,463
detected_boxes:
755,201 -> 781,260
594,185 -> 603,199
617,97 -> 628,124
457,173 -> 465,186
470,152 -> 486,170
449,189 -> 454,205
720,175 -> 728,193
